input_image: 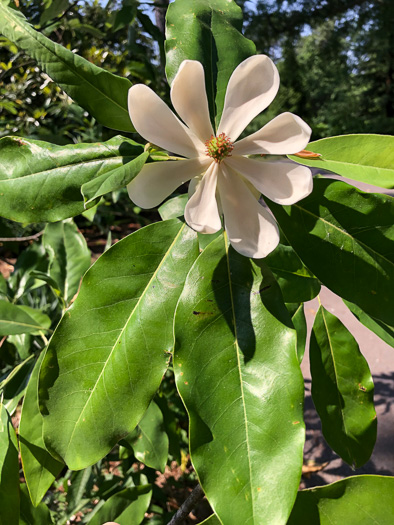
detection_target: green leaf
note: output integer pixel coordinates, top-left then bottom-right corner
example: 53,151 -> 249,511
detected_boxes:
39,219 -> 199,469
292,304 -> 307,363
81,151 -> 149,205
265,243 -> 320,303
87,484 -> 152,525
0,3 -> 134,132
174,234 -> 304,525
165,0 -> 255,126
0,404 -> 20,525
42,220 -> 91,305
310,305 -> 377,468
67,467 -> 92,509
19,351 -> 63,507
199,515 -> 221,525
39,0 -> 69,25
290,134 -> 394,189
0,301 -> 51,335
1,356 -> 35,415
158,194 -> 188,221
288,475 -> 394,524
124,401 -> 169,472
0,136 -> 144,223
267,178 -> 394,326
19,483 -> 53,525
343,299 -> 394,349
0,136 -> 143,223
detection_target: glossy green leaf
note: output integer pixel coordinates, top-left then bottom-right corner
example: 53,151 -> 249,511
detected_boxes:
310,306 -> 377,468
0,301 -> 51,336
125,401 -> 169,472
174,234 -> 305,525
199,515 -> 221,525
42,220 -> 91,305
290,134 -> 394,188
292,304 -> 307,363
0,3 -> 134,132
0,404 -> 19,525
165,0 -> 255,126
158,194 -> 188,221
265,243 -> 320,303
87,484 -> 152,525
19,351 -> 63,507
288,475 -> 394,524
19,483 -> 53,525
268,178 -> 394,326
81,151 -> 149,205
343,299 -> 394,349
0,136 -> 143,223
39,219 -> 199,469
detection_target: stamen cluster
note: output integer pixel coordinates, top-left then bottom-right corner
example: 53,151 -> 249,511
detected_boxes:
205,133 -> 234,163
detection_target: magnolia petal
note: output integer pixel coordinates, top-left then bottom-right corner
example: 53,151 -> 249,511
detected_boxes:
127,157 -> 211,208
171,60 -> 214,143
218,164 -> 280,258
225,156 -> 313,205
184,162 -> 221,234
233,112 -> 311,156
128,84 -> 205,158
217,55 -> 280,141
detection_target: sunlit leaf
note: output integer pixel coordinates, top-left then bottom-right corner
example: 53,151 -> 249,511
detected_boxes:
165,0 -> 255,125
174,234 -> 304,525
87,484 -> 152,525
288,475 -> 394,524
0,136 -> 144,223
290,134 -> 394,188
0,301 -> 51,335
0,3 -> 134,132
39,220 -> 199,469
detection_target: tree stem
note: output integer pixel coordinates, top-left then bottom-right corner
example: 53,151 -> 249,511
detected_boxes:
167,483 -> 205,525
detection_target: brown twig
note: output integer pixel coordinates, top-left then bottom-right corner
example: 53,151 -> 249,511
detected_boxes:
167,484 -> 205,525
0,231 -> 43,242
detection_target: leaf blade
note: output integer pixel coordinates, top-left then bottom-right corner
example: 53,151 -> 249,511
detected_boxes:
288,475 -> 394,524
267,178 -> 394,325
174,235 -> 304,525
165,0 -> 255,126
0,136 -> 144,223
0,3 -> 134,132
39,220 -> 199,469
310,306 -> 377,467
290,134 -> 394,188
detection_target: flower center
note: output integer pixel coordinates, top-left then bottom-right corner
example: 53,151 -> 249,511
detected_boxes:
205,133 -> 234,163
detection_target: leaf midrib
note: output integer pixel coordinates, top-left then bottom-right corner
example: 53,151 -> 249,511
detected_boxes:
0,156 -> 124,182
223,232 -> 255,516
65,223 -> 185,455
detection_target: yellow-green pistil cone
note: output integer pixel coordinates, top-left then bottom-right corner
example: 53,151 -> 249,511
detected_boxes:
205,133 -> 234,163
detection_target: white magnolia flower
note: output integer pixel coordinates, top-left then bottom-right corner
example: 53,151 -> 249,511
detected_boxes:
127,55 -> 312,258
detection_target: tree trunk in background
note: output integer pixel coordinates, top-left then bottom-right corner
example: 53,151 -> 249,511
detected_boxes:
155,0 -> 170,35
